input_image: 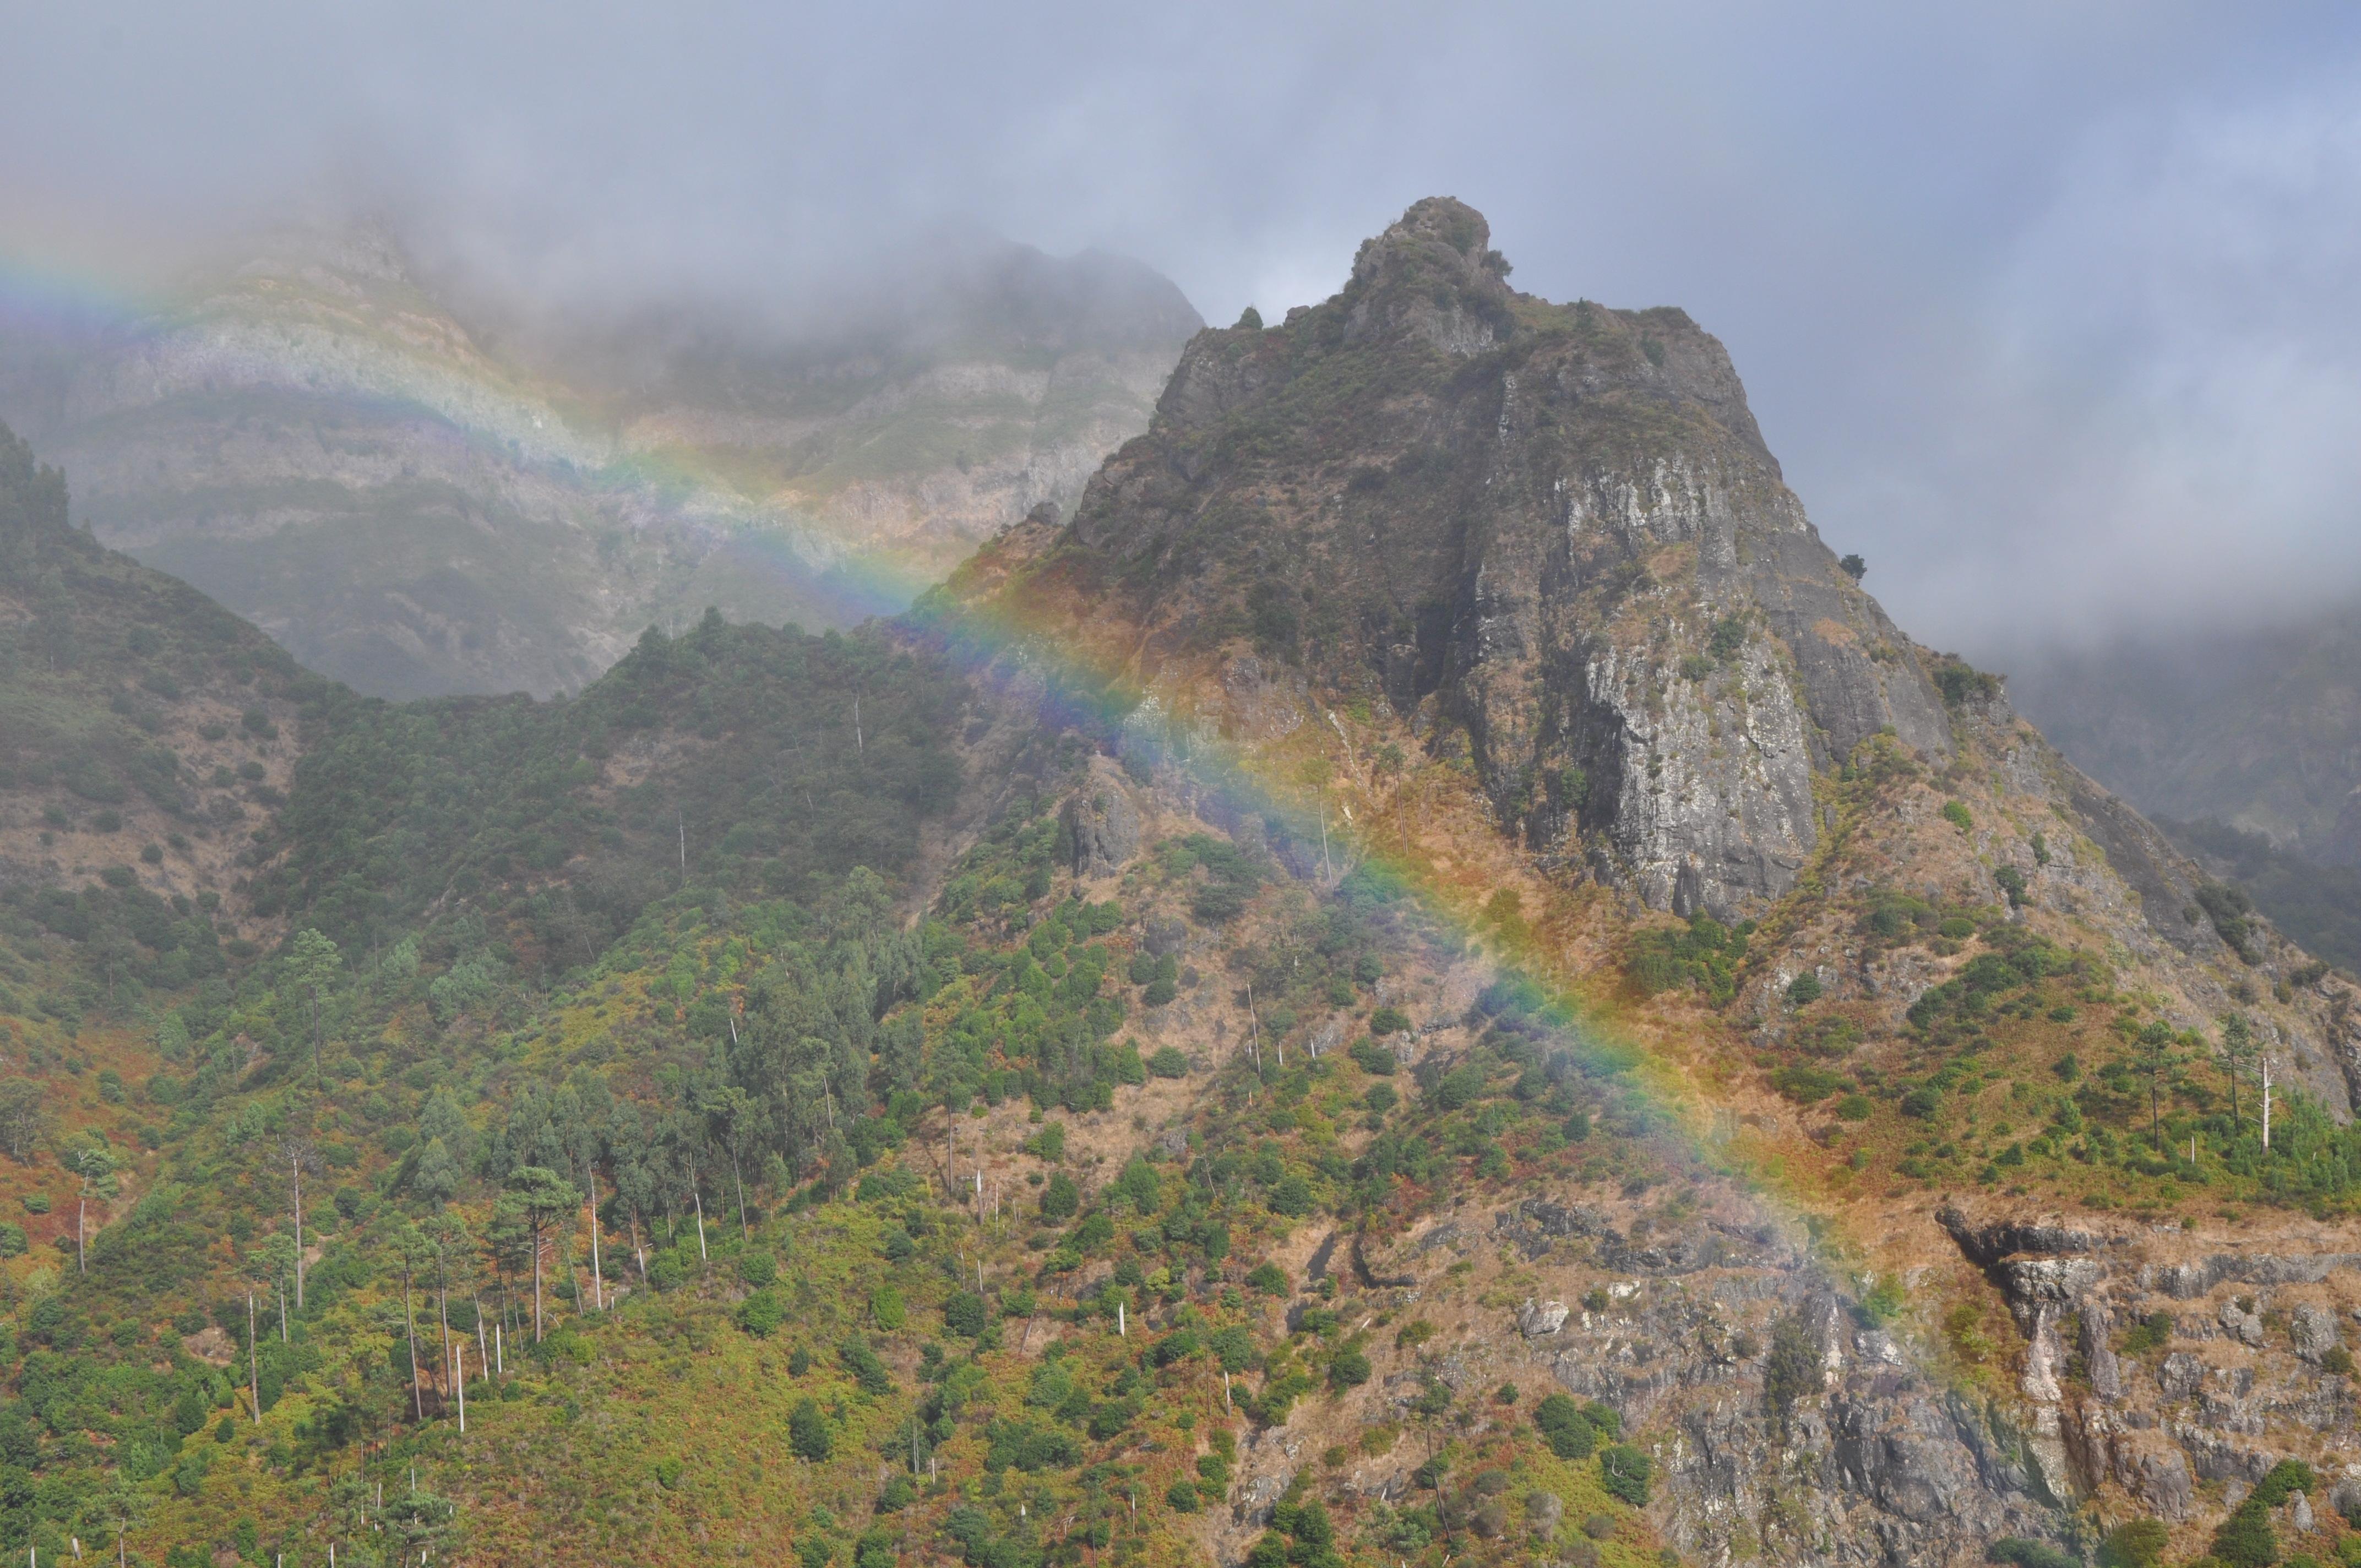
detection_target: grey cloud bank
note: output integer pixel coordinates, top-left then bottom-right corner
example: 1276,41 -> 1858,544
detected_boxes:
4,0 -> 2359,661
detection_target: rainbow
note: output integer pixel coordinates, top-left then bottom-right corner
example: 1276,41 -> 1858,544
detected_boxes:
0,238 -> 1807,1246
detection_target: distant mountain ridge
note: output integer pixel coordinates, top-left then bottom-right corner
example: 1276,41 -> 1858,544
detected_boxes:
0,220 -> 1199,699
2009,603 -> 2361,867
2009,602 -> 2361,969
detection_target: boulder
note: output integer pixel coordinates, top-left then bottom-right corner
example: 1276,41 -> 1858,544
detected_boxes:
1518,1299 -> 1570,1338
2291,1302 -> 2342,1362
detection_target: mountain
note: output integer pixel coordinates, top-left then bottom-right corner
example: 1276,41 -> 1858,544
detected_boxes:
0,221 -> 1198,699
4,201 -> 2361,1568
2010,605 -> 2361,864
2009,607 -> 2361,971
951,198 -> 2361,1561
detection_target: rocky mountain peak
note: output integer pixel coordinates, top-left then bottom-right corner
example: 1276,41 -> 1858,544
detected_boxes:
989,198 -> 1956,916
1340,195 -> 1518,354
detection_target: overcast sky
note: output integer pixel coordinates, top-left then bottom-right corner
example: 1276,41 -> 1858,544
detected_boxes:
4,1 -> 2359,661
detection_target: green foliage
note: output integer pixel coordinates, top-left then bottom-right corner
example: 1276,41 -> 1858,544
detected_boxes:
839,1338 -> 895,1396
1940,801 -> 1973,833
259,618 -> 966,957
1986,1539 -> 2079,1568
1368,1005 -> 1410,1036
1626,913 -> 1752,1004
737,1290 -> 785,1337
2097,1518 -> 2170,1568
1597,1443 -> 1651,1506
1931,656 -> 2002,707
2251,1458 -> 2317,1508
2211,1499 -> 2276,1568
1839,553 -> 1867,581
1785,973 -> 1823,1006
1762,1314 -> 1820,1430
789,1397 -> 833,1461
2118,1311 -> 2174,1357
2194,880 -> 2261,963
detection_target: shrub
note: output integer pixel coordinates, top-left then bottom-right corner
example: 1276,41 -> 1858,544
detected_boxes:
1930,657 -> 2001,706
1533,1394 -> 1595,1460
1349,1038 -> 1396,1075
2211,1499 -> 2275,1568
1167,1478 -> 1201,1512
1328,1345 -> 1372,1389
2251,1458 -> 2317,1508
788,1397 -> 832,1461
2118,1312 -> 2173,1356
840,1338 -> 894,1395
1986,1539 -> 2077,1568
737,1291 -> 784,1337
1785,973 -> 1823,1005
0,1222 -> 23,1256
1148,1046 -> 1190,1079
944,1292 -> 992,1338
2097,1519 -> 2169,1568
1598,1444 -> 1651,1506
1040,1173 -> 1079,1219
1834,1095 -> 1873,1121
737,1250 -> 777,1288
1369,1006 -> 1411,1036
1245,1261 -> 1288,1294
1940,801 -> 1973,832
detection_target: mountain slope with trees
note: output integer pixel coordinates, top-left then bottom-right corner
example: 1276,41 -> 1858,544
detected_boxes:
7,198 -> 2361,1568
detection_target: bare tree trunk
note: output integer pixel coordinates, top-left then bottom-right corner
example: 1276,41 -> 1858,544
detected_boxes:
292,1157 -> 306,1310
248,1292 -> 260,1424
731,1150 -> 749,1243
693,1188 -> 708,1262
77,1190 -> 85,1274
404,1271 -> 423,1422
588,1191 -> 604,1310
531,1223 -> 545,1343
435,1251 -> 451,1406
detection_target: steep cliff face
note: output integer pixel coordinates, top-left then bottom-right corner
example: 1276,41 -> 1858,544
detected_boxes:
0,222 -> 1197,698
994,197 -> 1947,919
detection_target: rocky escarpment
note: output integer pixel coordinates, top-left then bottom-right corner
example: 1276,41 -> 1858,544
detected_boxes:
984,197 -> 1954,919
1270,1193 -> 2061,1568
1941,1201 -> 2361,1542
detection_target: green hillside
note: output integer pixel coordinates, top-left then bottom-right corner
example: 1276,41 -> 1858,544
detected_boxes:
0,419 -> 1679,1568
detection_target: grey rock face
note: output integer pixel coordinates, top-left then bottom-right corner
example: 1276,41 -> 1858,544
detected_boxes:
2292,1302 -> 2342,1362
1518,1298 -> 1570,1338
2157,1353 -> 2207,1402
2219,1298 -> 2267,1347
1045,198 -> 1961,921
1062,771 -> 1141,876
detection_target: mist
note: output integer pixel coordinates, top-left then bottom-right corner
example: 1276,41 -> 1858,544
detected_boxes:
4,1 -> 2360,658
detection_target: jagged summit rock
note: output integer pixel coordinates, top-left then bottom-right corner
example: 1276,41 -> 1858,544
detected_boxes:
974,197 -> 1954,916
